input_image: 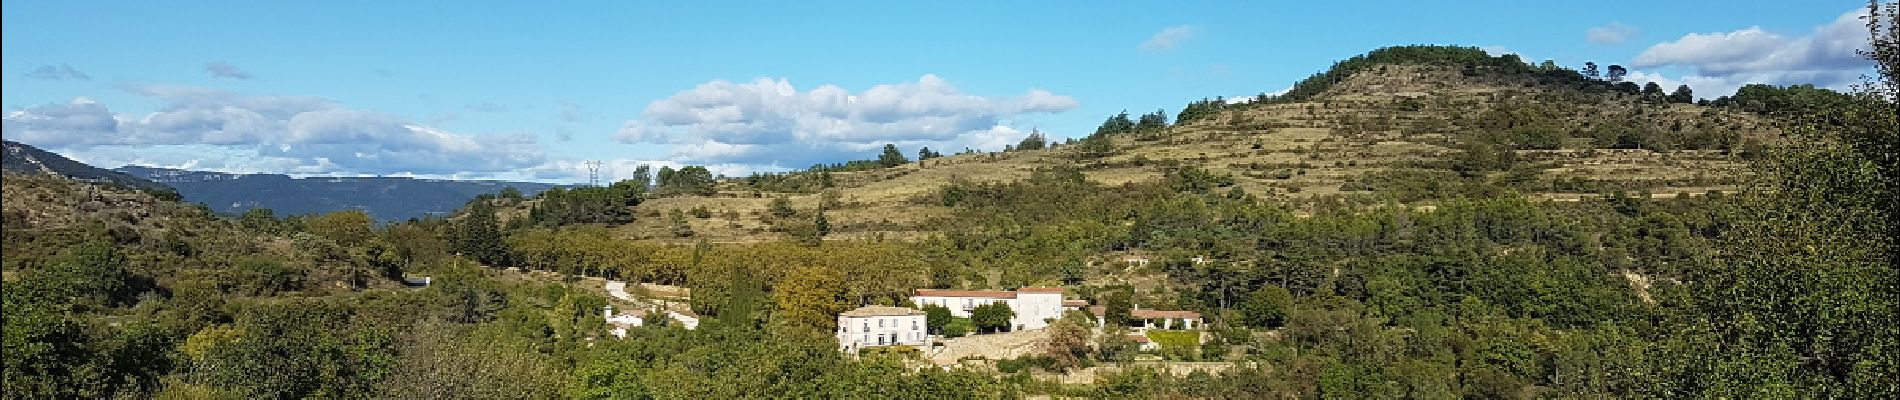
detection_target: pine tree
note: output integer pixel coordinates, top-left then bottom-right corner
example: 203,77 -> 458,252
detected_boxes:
451,200 -> 506,266
877,144 -> 909,167
1669,85 -> 1695,104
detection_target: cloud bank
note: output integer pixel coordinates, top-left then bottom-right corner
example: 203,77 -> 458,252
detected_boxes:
1625,8 -> 1873,98
613,74 -> 1078,168
3,85 -> 544,176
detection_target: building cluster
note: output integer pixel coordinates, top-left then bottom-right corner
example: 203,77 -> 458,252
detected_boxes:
836,287 -> 1203,353
603,304 -> 701,338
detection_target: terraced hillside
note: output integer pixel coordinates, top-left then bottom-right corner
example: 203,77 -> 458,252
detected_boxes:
591,52 -> 1779,244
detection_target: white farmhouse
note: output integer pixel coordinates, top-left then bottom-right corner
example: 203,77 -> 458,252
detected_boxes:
910,288 -> 1067,331
836,306 -> 927,354
603,305 -> 646,338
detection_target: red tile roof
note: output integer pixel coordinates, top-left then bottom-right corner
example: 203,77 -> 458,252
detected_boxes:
1127,334 -> 1151,343
841,306 -> 927,317
1133,309 -> 1202,319
1088,306 -> 1202,319
1062,300 -> 1089,307
913,289 -> 1017,299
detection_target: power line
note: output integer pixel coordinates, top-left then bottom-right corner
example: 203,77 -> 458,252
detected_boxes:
585,161 -> 603,187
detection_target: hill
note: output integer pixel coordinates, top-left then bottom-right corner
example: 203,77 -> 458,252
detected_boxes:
114,166 -> 563,222
1,140 -> 177,197
603,46 -> 1778,244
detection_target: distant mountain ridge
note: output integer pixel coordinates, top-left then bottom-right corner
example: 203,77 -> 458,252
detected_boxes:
2,139 -> 177,195
113,166 -> 564,222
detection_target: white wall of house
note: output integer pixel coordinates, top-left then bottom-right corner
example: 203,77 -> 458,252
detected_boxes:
1011,292 -> 1064,331
910,290 -> 1066,331
836,314 -> 927,352
911,295 -> 1011,318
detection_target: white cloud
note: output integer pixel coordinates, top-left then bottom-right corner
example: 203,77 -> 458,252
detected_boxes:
1586,22 -> 1639,45
24,64 -> 90,81
204,61 -> 253,80
1139,25 -> 1199,52
1632,9 -> 1871,88
1621,70 -> 1736,100
614,74 -> 1077,168
2,85 -> 545,176
2,97 -> 123,146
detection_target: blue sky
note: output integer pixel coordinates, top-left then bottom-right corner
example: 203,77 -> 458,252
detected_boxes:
2,1 -> 1877,182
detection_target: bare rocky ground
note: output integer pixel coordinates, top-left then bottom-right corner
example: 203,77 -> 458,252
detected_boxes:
927,329 -> 1050,364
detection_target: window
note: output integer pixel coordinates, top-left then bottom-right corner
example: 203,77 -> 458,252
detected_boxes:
912,320 -> 919,330
862,322 -> 869,332
878,319 -> 885,328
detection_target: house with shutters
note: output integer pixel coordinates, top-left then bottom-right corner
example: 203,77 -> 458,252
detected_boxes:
836,306 -> 928,353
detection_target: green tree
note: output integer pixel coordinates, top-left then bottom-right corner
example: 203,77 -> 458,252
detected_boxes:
773,266 -> 848,334
1135,109 -> 1169,132
1450,141 -> 1517,177
3,273 -> 105,398
1241,286 -> 1293,328
813,210 -> 830,237
200,301 -> 397,399
452,200 -> 507,266
922,304 -> 952,334
1641,82 -> 1664,99
1016,129 -> 1048,151
1075,134 -> 1116,158
656,166 -> 676,187
769,196 -> 797,219
656,166 -> 716,196
1094,110 -> 1136,136
239,207 -> 283,234
629,164 -> 654,188
1100,289 -> 1134,327
943,318 -> 974,338
877,144 -> 909,168
1668,84 -> 1695,104
306,209 -> 376,247
971,302 -> 1015,333
1096,327 -> 1139,363
608,179 -> 648,206
1647,11 -> 1899,396
1044,312 -> 1094,371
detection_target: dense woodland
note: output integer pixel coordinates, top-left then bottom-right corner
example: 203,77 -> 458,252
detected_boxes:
5,16 -> 1898,399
